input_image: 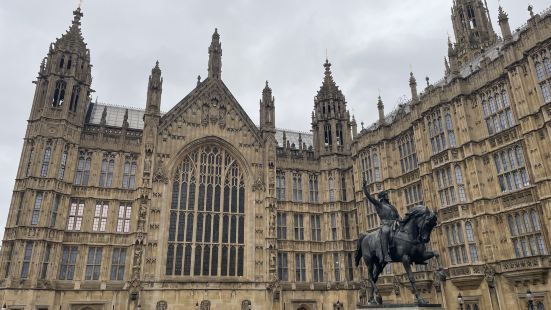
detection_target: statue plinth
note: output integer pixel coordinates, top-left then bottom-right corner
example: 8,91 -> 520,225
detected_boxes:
357,304 -> 444,310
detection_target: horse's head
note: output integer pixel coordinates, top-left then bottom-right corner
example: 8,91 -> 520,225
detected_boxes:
402,205 -> 438,244
418,207 -> 438,243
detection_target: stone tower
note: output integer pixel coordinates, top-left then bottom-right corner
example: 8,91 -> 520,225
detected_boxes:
311,59 -> 352,158
450,0 -> 497,65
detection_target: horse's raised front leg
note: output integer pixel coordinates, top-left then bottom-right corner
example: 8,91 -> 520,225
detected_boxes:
402,255 -> 427,305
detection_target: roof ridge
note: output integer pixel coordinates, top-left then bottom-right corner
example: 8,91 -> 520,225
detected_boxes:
276,128 -> 312,135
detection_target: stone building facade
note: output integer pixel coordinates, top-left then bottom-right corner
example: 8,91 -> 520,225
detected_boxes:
1,1 -> 551,309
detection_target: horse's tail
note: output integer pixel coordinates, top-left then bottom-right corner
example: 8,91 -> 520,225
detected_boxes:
355,233 -> 366,267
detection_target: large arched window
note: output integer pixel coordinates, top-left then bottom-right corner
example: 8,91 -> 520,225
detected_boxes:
52,80 -> 67,107
166,144 -> 245,277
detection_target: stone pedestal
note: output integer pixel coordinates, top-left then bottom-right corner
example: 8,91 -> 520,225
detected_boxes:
356,304 -> 444,310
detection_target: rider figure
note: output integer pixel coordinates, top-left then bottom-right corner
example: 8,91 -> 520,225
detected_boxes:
363,179 -> 401,263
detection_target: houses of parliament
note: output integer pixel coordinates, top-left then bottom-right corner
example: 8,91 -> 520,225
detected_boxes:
1,1 -> 551,309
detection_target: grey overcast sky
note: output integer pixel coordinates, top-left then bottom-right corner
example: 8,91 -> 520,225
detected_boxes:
0,0 -> 540,233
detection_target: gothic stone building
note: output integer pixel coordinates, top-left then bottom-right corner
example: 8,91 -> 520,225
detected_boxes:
2,2 -> 551,310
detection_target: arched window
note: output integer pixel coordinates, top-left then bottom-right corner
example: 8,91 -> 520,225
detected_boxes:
336,122 -> 344,145
455,165 -> 466,202
445,113 -> 456,147
531,210 -> 541,231
328,175 -> 335,203
52,80 -> 67,107
544,58 -> 551,76
166,144 -> 245,277
372,153 -> 381,181
74,152 -> 91,186
58,147 -> 68,180
324,124 -> 332,146
59,56 -> 65,68
535,62 -> 545,81
508,215 -> 518,236
69,85 -> 81,112
99,158 -> 115,187
465,222 -> 474,242
25,144 -> 34,177
40,146 -> 51,177
67,56 -> 72,69
122,159 -> 137,189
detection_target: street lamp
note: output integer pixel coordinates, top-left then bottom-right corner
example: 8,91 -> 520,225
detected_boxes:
457,293 -> 464,310
527,290 -> 534,310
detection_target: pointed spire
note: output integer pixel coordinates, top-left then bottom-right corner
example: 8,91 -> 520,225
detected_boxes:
100,106 -> 107,126
377,96 -> 385,124
444,57 -> 451,76
498,6 -> 513,41
197,75 -> 202,87
409,72 -> 419,102
55,6 -> 87,52
146,60 -> 163,113
122,109 -> 129,129
447,36 -> 455,57
208,28 -> 222,80
317,58 -> 344,102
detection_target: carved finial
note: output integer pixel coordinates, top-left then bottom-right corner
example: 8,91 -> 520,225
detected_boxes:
425,76 -> 430,87
528,5 -> 534,18
100,106 -> 107,126
123,109 -> 129,128
197,75 -> 201,87
208,28 -> 222,79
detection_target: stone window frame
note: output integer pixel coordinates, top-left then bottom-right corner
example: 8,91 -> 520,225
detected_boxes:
397,133 -> 418,174
455,164 -> 467,203
3,241 -> 13,278
74,150 -> 91,186
165,144 -> 246,277
67,199 -> 85,231
276,170 -> 286,201
292,172 -> 303,202
58,245 -> 78,280
99,155 -> 115,188
294,213 -> 305,241
435,165 -> 456,207
116,204 -> 132,233
426,107 -> 456,154
480,82 -> 515,136
49,194 -> 60,228
444,221 -> 478,265
40,243 -> 52,280
333,253 -> 341,282
494,145 -> 530,193
404,182 -> 423,210
328,173 -> 335,202
84,247 -> 103,280
295,253 -> 306,282
310,214 -> 322,242
277,252 -> 288,281
122,156 -> 137,189
31,191 -> 43,226
52,79 -> 67,107
330,213 -> 338,241
92,201 -> 109,232
308,174 -> 319,203
20,241 -> 34,279
110,247 -> 126,281
532,49 -> 551,103
40,144 -> 52,177
58,146 -> 68,180
507,209 -> 547,258
276,212 -> 287,240
346,252 -> 354,281
312,253 -> 324,282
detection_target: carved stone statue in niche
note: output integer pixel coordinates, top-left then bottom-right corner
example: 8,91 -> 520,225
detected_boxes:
200,300 -> 211,310
153,158 -> 168,184
201,102 -> 210,126
241,300 -> 251,310
156,301 -> 167,310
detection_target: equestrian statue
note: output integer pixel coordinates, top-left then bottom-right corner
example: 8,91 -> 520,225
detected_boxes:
356,179 -> 442,305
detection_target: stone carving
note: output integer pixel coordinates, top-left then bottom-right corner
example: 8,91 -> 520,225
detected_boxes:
200,94 -> 228,128
393,276 -> 401,296
483,264 -> 496,288
241,300 -> 251,310
200,300 -> 211,310
153,158 -> 168,183
266,275 -> 281,301
156,301 -> 167,310
333,301 -> 344,310
252,176 -> 266,192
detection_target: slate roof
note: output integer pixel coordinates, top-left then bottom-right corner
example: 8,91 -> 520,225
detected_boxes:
85,102 -> 315,149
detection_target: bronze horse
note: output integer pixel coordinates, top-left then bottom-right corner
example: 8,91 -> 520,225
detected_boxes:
355,205 -> 439,305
